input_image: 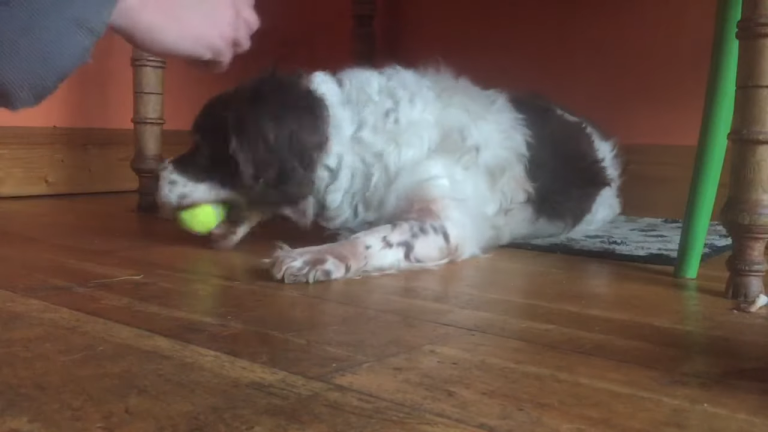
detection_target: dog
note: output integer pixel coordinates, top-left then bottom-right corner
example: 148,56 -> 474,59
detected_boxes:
157,65 -> 622,283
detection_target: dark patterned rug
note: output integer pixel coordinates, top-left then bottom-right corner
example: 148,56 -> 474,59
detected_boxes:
506,217 -> 732,266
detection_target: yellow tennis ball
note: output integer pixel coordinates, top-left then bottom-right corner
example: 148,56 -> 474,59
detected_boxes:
177,203 -> 227,235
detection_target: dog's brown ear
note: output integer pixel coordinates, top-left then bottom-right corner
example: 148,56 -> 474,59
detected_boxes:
228,114 -> 323,206
227,115 -> 271,189
226,75 -> 329,207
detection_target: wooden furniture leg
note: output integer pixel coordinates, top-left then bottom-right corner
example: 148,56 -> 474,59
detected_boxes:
721,0 -> 768,310
130,48 -> 166,213
352,0 -> 377,64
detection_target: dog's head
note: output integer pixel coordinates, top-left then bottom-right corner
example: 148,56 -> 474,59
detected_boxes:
158,71 -> 329,216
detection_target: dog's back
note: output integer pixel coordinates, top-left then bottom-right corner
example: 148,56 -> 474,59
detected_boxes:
306,66 -> 621,249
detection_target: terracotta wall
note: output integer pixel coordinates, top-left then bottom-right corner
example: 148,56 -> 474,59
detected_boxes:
379,0 -> 718,146
0,0 -> 717,146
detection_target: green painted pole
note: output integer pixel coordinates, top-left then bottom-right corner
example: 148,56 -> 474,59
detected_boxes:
675,0 -> 741,279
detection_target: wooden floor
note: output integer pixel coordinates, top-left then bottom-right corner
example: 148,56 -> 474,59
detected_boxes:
1,194 -> 767,432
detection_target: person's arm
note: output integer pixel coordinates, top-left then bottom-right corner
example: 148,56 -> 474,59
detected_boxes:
0,0 -> 258,111
0,0 -> 118,110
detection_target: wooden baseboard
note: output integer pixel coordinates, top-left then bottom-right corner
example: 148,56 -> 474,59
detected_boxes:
0,127 -> 190,198
0,127 -> 730,220
619,143 -> 730,221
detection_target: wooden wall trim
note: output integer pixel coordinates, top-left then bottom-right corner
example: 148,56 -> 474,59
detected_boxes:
0,127 -> 730,221
619,143 -> 731,220
0,127 -> 190,198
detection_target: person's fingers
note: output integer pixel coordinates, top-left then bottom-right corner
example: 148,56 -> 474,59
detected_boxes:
237,0 -> 256,12
243,9 -> 260,34
232,31 -> 252,55
230,2 -> 252,54
201,3 -> 238,69
210,53 -> 232,72
236,0 -> 260,35
233,32 -> 252,55
202,27 -> 235,70
216,35 -> 235,71
112,0 -> 258,68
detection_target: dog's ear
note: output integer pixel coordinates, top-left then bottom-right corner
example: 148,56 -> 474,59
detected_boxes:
226,86 -> 328,207
227,113 -> 268,189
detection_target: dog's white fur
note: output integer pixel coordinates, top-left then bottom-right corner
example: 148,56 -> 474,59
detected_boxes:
159,66 -> 621,282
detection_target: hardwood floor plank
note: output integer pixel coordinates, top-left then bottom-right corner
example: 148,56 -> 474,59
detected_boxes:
0,291 -> 481,432
0,231 -> 467,377
0,194 -> 766,431
331,333 -> 767,432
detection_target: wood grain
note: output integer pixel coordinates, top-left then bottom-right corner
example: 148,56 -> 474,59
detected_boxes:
720,0 -> 768,304
0,125 -> 731,220
0,127 -> 189,198
130,49 -> 167,213
0,194 -> 765,431
619,143 -> 731,220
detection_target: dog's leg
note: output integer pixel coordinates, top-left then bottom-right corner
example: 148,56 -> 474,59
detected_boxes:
270,214 -> 464,283
211,210 -> 265,249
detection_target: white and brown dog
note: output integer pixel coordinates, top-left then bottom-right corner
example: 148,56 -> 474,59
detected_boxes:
158,65 -> 622,283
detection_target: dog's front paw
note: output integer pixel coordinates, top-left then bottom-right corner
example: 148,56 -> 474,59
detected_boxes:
210,222 -> 250,250
270,244 -> 351,283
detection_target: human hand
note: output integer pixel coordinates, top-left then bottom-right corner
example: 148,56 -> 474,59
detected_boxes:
109,0 -> 260,71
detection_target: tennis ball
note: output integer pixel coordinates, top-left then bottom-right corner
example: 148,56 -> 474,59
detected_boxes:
177,203 -> 227,235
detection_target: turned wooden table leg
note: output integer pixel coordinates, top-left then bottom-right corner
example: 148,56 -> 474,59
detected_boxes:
721,0 -> 768,309
130,48 -> 166,213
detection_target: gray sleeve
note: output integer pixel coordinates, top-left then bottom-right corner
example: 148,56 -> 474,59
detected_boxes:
0,0 -> 119,110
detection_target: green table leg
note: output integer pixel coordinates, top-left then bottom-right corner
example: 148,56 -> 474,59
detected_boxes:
675,0 -> 741,280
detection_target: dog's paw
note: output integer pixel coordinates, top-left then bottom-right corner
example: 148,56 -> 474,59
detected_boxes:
210,222 -> 250,250
270,244 -> 351,283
